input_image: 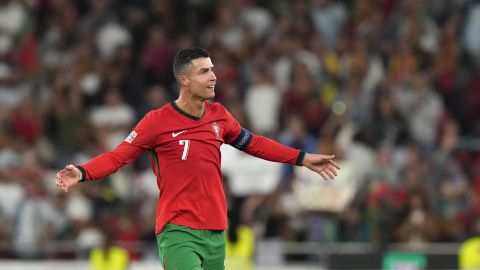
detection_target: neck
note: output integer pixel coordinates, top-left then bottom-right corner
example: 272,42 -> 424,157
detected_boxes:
175,92 -> 206,118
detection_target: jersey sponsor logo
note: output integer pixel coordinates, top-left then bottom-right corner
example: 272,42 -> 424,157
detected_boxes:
212,121 -> 221,139
172,130 -> 188,137
125,131 -> 137,143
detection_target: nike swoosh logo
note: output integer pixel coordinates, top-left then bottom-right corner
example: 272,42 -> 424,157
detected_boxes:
172,130 -> 188,137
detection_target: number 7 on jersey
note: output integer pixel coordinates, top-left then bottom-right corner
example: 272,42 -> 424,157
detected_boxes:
179,140 -> 190,160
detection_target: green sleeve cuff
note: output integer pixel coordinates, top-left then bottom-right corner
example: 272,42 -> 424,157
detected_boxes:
76,166 -> 87,182
295,151 -> 306,166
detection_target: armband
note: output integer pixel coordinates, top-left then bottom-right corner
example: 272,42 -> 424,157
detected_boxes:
230,128 -> 253,150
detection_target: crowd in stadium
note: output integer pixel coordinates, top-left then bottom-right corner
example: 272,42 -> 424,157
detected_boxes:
0,0 -> 479,262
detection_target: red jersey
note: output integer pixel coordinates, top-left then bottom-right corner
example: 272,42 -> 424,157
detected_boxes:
78,101 -> 304,234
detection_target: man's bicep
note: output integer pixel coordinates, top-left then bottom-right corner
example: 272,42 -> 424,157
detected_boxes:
126,111 -> 158,149
112,141 -> 145,163
222,107 -> 244,144
228,128 -> 253,150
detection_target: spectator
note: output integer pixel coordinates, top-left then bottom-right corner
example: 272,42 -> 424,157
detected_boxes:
89,230 -> 129,270
12,180 -> 65,259
89,90 -> 135,150
244,65 -> 281,135
394,189 -> 440,243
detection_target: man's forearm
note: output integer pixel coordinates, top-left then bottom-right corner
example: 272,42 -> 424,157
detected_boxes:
243,134 -> 305,166
79,142 -> 144,181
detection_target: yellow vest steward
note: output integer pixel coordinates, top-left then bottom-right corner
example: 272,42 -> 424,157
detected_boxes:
459,237 -> 480,270
226,225 -> 255,270
90,246 -> 129,270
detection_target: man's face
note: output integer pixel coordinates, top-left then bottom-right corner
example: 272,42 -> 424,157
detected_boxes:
183,57 -> 217,100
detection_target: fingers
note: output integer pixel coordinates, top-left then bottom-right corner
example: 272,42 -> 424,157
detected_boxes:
56,164 -> 76,192
316,164 -> 339,180
328,159 -> 341,170
323,167 -> 337,179
66,164 -> 76,171
311,155 -> 341,168
56,171 -> 64,188
319,170 -> 329,180
305,153 -> 341,180
55,179 -> 66,192
56,164 -> 74,179
326,165 -> 338,177
56,169 -> 65,179
55,177 -> 68,192
59,182 -> 69,192
316,155 -> 335,161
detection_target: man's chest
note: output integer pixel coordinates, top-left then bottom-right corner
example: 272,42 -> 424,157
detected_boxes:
152,118 -> 227,159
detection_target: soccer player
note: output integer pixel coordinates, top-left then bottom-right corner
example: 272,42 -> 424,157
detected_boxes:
56,47 -> 341,270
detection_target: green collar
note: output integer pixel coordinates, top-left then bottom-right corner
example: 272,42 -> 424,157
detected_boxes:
171,101 -> 202,121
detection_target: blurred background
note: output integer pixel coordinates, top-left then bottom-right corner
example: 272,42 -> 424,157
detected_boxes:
0,0 -> 479,269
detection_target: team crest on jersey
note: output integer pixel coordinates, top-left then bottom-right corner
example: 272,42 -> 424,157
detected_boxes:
125,131 -> 137,143
211,122 -> 221,139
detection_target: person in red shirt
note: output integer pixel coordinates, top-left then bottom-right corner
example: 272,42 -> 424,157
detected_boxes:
56,47 -> 340,270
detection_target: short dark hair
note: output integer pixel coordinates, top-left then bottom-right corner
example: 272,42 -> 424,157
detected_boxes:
173,47 -> 210,78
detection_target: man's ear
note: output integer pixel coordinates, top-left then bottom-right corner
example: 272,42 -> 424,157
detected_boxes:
178,75 -> 190,87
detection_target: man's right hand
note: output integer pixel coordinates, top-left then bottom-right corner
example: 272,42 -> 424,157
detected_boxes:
56,164 -> 82,192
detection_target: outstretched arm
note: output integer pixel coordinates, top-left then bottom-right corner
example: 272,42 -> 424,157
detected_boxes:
228,129 -> 340,180
56,142 -> 144,192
